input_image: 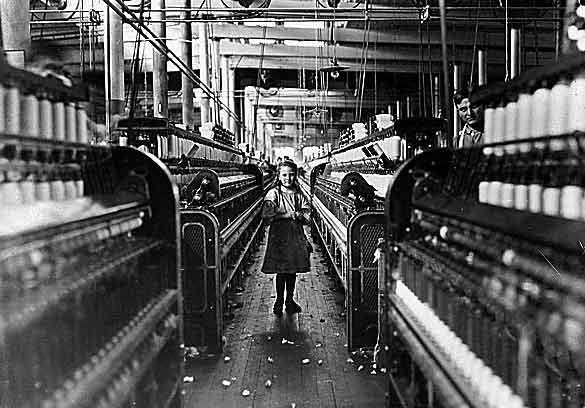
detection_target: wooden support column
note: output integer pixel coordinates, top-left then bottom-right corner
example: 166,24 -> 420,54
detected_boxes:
198,23 -> 211,125
104,2 -> 125,140
228,66 -> 238,140
211,39 -> 221,125
152,0 -> 168,119
0,0 -> 30,66
220,55 -> 230,130
181,0 -> 194,130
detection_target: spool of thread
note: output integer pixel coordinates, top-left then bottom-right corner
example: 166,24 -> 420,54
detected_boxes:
569,72 -> 585,133
35,179 -> 51,201
500,183 -> 515,208
531,87 -> 551,149
2,182 -> 23,206
542,187 -> 561,216
561,186 -> 582,219
0,84 -> 6,133
504,101 -> 518,154
5,86 -> 20,135
157,136 -> 163,157
549,79 -> 570,137
528,184 -> 542,213
478,181 -> 489,203
492,105 -> 506,144
76,105 -> 88,144
21,179 -> 35,204
65,179 -> 77,200
50,179 -> 66,201
483,106 -> 495,145
21,94 -> 40,138
516,92 -> 532,153
65,102 -> 77,142
487,181 -> 502,206
388,136 -> 402,160
53,101 -> 66,141
76,178 -> 84,197
39,97 -> 53,140
513,184 -> 528,211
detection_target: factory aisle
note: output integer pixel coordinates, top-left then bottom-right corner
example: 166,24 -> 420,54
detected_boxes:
183,230 -> 387,408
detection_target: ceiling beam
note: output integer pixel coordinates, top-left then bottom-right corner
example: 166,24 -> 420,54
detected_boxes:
220,41 -> 554,66
199,23 -> 555,50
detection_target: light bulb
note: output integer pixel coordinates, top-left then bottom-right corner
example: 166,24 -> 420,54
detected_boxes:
330,70 -> 340,79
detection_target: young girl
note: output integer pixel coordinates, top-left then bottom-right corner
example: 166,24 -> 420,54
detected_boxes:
261,160 -> 311,316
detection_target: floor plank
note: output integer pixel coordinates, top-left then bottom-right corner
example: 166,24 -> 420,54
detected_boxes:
183,230 -> 387,407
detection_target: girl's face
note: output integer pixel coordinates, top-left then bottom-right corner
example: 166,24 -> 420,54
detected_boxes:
279,165 -> 297,188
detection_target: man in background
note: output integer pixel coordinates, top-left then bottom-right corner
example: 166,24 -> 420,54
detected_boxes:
453,87 -> 484,148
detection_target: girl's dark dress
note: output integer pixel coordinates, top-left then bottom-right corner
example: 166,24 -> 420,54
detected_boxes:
261,187 -> 311,274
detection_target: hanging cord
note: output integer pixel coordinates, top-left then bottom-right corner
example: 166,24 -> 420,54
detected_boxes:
468,0 -> 481,87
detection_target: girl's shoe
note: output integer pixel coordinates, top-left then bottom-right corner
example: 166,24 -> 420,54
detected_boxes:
285,301 -> 302,314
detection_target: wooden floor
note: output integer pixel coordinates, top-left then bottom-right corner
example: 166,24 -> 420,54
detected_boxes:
183,230 -> 388,408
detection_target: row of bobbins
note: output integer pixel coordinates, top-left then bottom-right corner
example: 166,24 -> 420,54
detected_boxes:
478,152 -> 585,220
482,62 -> 585,154
0,81 -> 88,144
0,145 -> 84,207
395,281 -> 526,408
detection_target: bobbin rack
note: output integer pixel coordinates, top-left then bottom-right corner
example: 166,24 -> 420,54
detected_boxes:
0,63 -> 183,407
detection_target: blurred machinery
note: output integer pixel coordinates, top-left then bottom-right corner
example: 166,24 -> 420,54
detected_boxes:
380,55 -> 585,407
117,116 -> 275,353
0,66 -> 182,407
302,117 -> 444,350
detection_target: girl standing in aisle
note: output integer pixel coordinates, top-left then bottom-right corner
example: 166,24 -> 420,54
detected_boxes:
261,159 -> 312,316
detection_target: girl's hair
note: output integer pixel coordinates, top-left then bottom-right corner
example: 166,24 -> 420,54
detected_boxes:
278,159 -> 298,173
277,159 -> 300,191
